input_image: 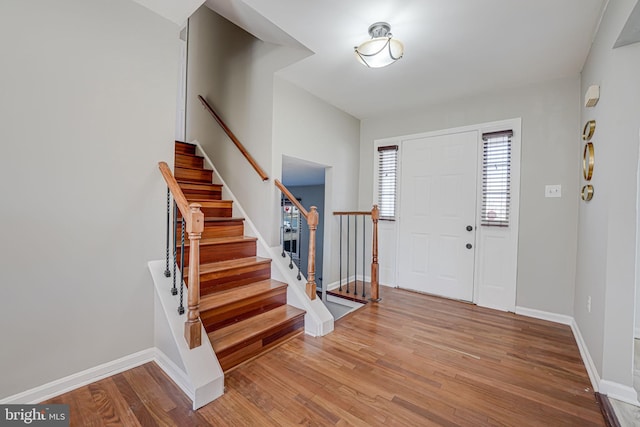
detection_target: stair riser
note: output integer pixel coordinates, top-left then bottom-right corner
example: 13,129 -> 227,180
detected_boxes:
175,154 -> 204,169
175,167 -> 213,183
181,189 -> 222,199
177,204 -> 232,218
178,241 -> 256,265
177,222 -> 244,240
196,265 -> 272,295
217,316 -> 304,371
175,142 -> 196,155
202,289 -> 287,332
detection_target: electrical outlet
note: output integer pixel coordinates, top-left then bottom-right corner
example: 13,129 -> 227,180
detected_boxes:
587,296 -> 592,313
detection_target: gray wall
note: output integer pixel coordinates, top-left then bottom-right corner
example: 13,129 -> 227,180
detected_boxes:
576,0 -> 640,388
286,185 -> 326,285
359,76 -> 581,316
0,0 -> 178,398
185,6 -> 308,245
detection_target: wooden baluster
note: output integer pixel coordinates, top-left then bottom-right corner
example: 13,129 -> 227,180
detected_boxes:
370,205 -> 380,302
306,206 -> 319,300
184,203 -> 204,349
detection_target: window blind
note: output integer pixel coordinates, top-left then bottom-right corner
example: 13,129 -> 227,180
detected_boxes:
377,145 -> 398,220
481,130 -> 512,227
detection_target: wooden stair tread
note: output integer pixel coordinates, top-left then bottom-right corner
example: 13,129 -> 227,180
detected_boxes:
208,305 -> 305,353
200,279 -> 287,311
184,200 -> 232,206
177,181 -> 222,190
182,236 -> 257,247
175,165 -> 211,172
184,256 -> 271,278
202,217 -> 244,223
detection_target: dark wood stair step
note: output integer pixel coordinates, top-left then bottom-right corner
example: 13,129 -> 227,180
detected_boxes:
178,236 -> 257,265
175,141 -> 196,155
178,217 -> 245,239
200,279 -> 288,332
184,256 -> 272,295
177,200 -> 232,218
175,166 -> 213,183
175,153 -> 204,169
208,304 -> 305,371
177,181 -> 222,199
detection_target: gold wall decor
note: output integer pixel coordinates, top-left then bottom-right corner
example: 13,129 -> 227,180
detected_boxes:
581,184 -> 594,201
583,142 -> 594,181
582,120 -> 596,141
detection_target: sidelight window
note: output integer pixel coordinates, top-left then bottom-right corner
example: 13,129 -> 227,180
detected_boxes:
377,145 -> 398,220
481,130 -> 512,227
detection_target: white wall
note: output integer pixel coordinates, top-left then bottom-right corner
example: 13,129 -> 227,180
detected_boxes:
0,0 -> 178,399
576,0 -> 640,393
359,76 -> 581,316
273,78 -> 361,288
185,6 -> 309,245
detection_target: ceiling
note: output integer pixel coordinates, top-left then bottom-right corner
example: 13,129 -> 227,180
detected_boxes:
206,0 -> 606,120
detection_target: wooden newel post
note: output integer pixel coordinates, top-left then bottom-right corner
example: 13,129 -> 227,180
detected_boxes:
306,206 -> 319,300
370,205 -> 381,302
185,203 -> 204,349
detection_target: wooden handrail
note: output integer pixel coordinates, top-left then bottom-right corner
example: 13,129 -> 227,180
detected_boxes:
275,179 -> 309,218
333,211 -> 371,216
274,180 -> 316,300
198,95 -> 269,182
158,161 -> 204,349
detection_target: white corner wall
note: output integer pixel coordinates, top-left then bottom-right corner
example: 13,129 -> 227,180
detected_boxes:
272,78 -> 361,289
576,0 -> 640,399
0,0 -> 178,399
359,76 -> 581,316
185,6 -> 310,246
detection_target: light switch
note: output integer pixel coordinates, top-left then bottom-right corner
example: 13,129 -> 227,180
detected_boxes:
545,185 -> 562,198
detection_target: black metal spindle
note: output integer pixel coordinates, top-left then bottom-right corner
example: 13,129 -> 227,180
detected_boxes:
288,202 -> 294,269
346,215 -> 350,293
281,195 -> 286,258
339,215 -> 343,292
178,217 -> 185,315
362,215 -> 366,298
171,203 -> 178,296
297,216 -> 302,280
354,215 -> 358,296
164,188 -> 171,277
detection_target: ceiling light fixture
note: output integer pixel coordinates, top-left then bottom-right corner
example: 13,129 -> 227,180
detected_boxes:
354,22 -> 404,68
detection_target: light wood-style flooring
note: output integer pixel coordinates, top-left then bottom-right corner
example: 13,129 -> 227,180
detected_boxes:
45,287 -> 606,426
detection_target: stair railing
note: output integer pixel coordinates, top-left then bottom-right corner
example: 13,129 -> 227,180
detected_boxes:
159,161 -> 204,349
332,205 -> 380,301
274,179 -> 318,300
198,95 -> 269,182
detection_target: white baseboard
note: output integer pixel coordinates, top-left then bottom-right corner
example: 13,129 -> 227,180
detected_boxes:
600,380 -> 639,405
0,348 -> 156,404
569,319 -> 601,392
514,306 -> 573,325
153,348 -> 193,401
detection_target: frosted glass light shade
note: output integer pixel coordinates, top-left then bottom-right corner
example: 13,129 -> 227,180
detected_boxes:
354,23 -> 404,68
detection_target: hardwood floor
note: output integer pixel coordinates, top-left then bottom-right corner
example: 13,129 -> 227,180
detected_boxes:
45,287 -> 605,426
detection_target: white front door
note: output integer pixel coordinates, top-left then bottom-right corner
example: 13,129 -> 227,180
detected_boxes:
397,131 -> 478,301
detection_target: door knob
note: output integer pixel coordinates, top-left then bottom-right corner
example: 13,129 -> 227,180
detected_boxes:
466,225 -> 473,232
466,243 -> 472,249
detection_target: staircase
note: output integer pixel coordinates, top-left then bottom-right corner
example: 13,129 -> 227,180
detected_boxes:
174,141 -> 305,371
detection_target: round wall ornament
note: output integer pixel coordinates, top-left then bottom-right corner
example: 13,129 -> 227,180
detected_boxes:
581,184 -> 594,201
582,120 -> 596,141
583,142 -> 594,181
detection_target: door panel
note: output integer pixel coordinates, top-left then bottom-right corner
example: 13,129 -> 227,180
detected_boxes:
398,131 -> 478,301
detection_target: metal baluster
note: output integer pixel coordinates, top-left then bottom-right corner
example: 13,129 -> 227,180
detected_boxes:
164,188 -> 171,277
354,215 -> 358,296
178,217 -> 185,315
363,215 -> 366,298
171,203 -> 178,296
339,216 -> 343,292
288,202 -> 294,269
297,216 -> 302,280
346,215 -> 350,294
281,194 -> 286,258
